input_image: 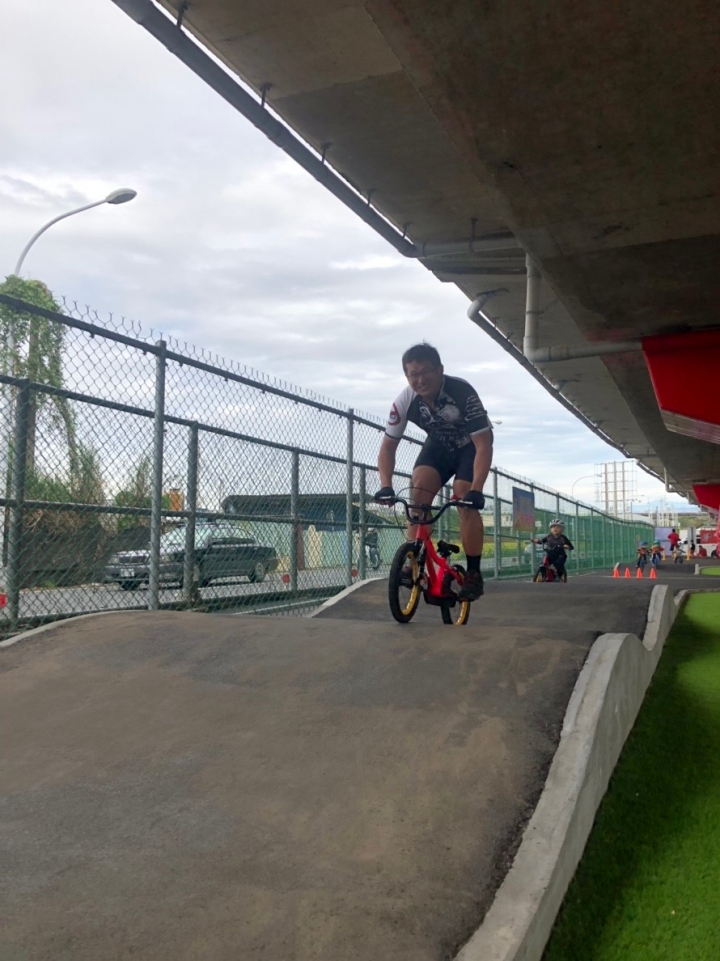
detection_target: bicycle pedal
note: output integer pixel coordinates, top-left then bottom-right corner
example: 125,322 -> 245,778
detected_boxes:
437,540 -> 460,557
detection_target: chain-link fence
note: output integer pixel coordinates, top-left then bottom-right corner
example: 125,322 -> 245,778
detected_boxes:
0,293 -> 653,637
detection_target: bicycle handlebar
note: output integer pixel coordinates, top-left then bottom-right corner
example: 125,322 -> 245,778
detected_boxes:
377,496 -> 476,525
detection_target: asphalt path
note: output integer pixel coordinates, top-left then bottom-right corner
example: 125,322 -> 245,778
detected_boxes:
2,564 -> 716,960
317,570 -> 657,637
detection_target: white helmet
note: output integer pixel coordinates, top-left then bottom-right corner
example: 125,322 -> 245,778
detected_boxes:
549,518 -> 564,529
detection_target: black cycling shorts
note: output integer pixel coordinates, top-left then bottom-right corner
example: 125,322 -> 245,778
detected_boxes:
414,439 -> 475,486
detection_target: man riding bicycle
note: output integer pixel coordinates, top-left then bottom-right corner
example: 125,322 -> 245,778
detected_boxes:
375,343 -> 493,601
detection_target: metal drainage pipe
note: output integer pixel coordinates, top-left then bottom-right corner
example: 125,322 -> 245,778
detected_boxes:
523,255 -> 640,363
465,293 -> 643,464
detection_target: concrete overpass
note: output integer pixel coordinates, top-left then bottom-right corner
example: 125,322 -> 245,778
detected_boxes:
112,0 -> 720,512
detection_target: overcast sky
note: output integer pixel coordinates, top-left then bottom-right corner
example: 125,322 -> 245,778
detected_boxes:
1,0 -> 689,511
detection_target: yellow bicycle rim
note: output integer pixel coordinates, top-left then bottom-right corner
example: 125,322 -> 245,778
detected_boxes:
454,600 -> 471,625
400,554 -> 420,616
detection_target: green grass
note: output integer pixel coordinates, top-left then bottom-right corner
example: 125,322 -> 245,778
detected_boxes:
700,566 -> 720,576
542,593 -> 720,961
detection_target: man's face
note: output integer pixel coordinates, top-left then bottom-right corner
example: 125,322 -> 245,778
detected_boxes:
404,359 -> 444,400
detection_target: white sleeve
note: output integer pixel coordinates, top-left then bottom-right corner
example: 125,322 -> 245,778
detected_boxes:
384,385 -> 414,439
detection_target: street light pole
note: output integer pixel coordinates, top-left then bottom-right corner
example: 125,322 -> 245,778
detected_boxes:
2,187 -> 137,573
571,474 -> 595,501
13,188 -> 137,277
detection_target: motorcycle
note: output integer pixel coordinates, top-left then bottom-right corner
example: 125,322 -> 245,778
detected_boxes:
364,544 -> 381,570
362,531 -> 381,570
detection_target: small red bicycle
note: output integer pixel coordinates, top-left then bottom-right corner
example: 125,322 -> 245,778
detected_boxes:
533,546 -> 567,583
382,496 -> 473,626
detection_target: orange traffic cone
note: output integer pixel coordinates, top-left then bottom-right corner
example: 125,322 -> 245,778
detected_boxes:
636,566 -> 643,578
613,566 -> 620,578
650,567 -> 657,579
624,567 -> 631,578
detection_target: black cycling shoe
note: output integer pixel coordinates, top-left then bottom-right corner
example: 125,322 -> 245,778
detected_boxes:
458,570 -> 484,601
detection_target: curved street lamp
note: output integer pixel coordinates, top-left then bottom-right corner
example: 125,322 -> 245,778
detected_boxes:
2,188 -> 137,576
571,473 -> 595,500
13,188 -> 137,276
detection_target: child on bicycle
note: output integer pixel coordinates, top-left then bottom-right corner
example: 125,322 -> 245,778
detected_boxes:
650,541 -> 663,567
532,520 -> 574,580
636,542 -> 650,568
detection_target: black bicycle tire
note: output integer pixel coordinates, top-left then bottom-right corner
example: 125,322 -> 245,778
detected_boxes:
440,564 -> 471,625
388,542 -> 421,624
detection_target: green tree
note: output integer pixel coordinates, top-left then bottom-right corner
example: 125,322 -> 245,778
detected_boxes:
0,275 -> 77,476
114,455 -> 152,512
114,455 -> 170,530
71,445 -> 105,506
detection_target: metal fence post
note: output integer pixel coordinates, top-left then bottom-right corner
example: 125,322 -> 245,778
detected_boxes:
0,383 -> 13,569
492,468 -> 501,579
7,380 -> 30,626
590,509 -> 595,569
148,340 -> 167,611
575,501 -> 581,571
183,423 -> 199,604
529,482 -> 535,571
346,409 -> 354,587
622,522 -> 627,564
358,465 -> 367,580
290,449 -> 300,590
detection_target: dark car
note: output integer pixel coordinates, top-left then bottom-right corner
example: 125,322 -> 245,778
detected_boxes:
105,520 -> 279,591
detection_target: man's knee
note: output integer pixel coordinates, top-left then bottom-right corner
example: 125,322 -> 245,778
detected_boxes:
411,471 -> 441,504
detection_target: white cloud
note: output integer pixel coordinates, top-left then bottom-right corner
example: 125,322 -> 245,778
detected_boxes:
330,255 -> 402,271
460,361 -> 511,373
0,0 -> 687,509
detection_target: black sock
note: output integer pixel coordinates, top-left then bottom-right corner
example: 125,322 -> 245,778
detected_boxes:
466,555 -> 481,573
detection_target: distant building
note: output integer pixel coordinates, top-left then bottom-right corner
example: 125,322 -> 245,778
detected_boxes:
222,493 -> 366,531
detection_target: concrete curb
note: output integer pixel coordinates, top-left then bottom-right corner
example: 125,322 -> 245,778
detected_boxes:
305,577 -> 382,617
0,610 -> 131,649
455,584 -> 684,961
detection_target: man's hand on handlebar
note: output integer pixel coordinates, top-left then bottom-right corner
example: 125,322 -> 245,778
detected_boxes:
374,486 -> 396,504
457,490 -> 485,510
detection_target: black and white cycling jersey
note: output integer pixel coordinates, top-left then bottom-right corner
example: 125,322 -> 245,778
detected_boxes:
385,375 -> 492,450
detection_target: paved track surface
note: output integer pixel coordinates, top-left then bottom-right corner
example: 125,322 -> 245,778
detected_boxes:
1,569 -> 714,961
315,572 -> 663,638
